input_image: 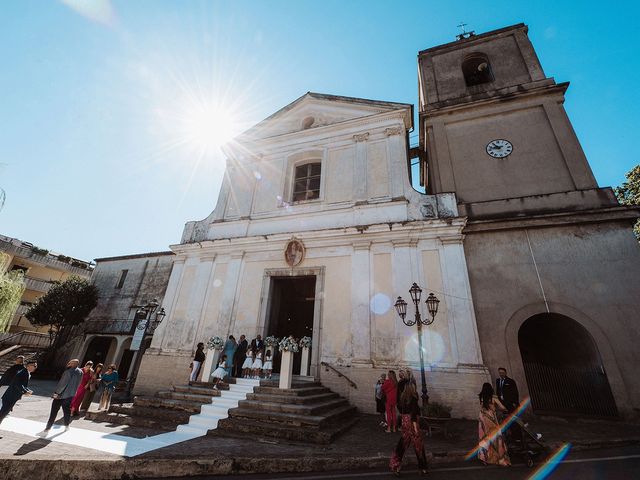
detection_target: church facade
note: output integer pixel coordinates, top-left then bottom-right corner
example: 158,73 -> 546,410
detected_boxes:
137,93 -> 489,417
137,24 -> 640,419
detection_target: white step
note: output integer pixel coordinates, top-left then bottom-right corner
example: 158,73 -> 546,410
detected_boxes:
220,390 -> 246,399
176,424 -> 210,435
211,397 -> 239,408
200,404 -> 230,416
229,385 -> 255,393
171,377 -> 256,438
189,414 -> 226,427
234,378 -> 261,386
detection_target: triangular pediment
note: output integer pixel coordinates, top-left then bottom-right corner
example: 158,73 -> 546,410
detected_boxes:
238,92 -> 412,140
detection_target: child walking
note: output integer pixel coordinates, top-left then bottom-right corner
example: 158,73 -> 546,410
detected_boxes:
251,349 -> 263,379
211,355 -> 228,388
262,350 -> 273,379
242,349 -> 254,378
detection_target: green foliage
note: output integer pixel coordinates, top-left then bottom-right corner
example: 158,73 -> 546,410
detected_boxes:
25,276 -> 98,345
614,164 -> 640,240
0,253 -> 26,332
31,246 -> 50,256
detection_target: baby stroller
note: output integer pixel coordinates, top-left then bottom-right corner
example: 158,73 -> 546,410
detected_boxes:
505,417 -> 549,468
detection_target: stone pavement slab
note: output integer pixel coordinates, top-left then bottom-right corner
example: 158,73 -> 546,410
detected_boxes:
2,379 -> 640,479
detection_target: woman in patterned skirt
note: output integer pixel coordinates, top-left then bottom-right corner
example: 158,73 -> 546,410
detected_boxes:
389,381 -> 428,476
477,382 -> 511,466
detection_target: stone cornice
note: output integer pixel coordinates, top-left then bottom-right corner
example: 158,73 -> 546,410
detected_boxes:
463,206 -> 640,233
170,219 -> 466,256
352,132 -> 370,143
422,81 -> 567,118
228,110 -> 409,158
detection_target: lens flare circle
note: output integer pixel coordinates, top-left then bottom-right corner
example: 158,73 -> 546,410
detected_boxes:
370,293 -> 391,315
403,330 -> 445,365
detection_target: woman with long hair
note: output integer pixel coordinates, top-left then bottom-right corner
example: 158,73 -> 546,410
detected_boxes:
390,381 -> 428,475
98,364 -> 119,411
382,370 -> 398,433
79,363 -> 103,412
477,382 -> 511,466
70,361 -> 94,415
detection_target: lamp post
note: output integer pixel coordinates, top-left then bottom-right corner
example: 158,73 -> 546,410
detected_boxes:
394,283 -> 440,407
124,299 -> 166,401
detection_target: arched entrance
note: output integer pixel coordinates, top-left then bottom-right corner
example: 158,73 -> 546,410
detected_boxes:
82,336 -> 116,367
518,313 -> 618,417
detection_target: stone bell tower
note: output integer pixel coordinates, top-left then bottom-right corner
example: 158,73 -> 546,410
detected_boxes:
416,24 -> 640,419
417,23 -> 619,216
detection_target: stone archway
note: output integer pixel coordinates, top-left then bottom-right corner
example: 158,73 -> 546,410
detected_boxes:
518,312 -> 617,417
82,336 -> 116,367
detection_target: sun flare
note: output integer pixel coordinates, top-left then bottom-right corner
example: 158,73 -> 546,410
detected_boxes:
180,102 -> 240,153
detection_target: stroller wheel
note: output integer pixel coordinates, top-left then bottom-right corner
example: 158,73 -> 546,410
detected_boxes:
526,456 -> 534,468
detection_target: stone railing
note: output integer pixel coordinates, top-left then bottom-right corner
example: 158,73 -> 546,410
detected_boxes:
24,276 -> 55,293
83,319 -> 135,335
0,330 -> 51,349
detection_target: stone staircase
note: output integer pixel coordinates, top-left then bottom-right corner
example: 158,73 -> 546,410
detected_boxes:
0,345 -> 47,374
214,379 -> 358,444
86,378 -> 260,431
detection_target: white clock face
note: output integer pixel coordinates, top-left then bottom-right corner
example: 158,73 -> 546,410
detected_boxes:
486,139 -> 513,158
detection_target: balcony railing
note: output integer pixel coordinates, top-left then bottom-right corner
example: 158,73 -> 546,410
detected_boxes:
24,276 -> 55,293
83,319 -> 135,335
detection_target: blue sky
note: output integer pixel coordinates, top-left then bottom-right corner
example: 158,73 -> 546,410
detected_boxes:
1,0 -> 638,261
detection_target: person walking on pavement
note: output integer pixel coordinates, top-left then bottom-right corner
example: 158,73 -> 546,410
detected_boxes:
0,355 -> 25,406
0,361 -> 37,422
38,358 -> 83,436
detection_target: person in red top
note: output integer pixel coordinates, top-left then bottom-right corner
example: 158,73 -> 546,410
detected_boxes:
381,370 -> 398,433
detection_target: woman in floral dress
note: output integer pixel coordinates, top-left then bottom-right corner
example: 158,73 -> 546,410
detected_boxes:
389,381 -> 428,476
477,382 -> 511,466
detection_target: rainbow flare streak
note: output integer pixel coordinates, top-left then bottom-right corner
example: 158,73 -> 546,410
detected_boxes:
465,397 -> 531,461
527,443 -> 572,480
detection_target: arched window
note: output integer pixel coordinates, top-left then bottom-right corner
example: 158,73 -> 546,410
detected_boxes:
292,162 -> 321,202
462,53 -> 494,87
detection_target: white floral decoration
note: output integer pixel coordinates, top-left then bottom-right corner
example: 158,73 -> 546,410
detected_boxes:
264,335 -> 279,347
299,336 -> 312,349
278,335 -> 300,353
206,335 -> 224,350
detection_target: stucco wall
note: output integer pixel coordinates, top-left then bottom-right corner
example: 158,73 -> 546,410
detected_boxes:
464,221 -> 640,416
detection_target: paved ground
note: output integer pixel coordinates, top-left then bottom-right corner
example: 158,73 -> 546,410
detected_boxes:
188,445 -> 640,479
1,379 -> 640,479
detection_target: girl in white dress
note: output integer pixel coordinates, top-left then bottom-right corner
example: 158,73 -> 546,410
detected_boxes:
251,349 -> 263,379
242,349 -> 254,378
262,350 -> 273,379
211,355 -> 228,387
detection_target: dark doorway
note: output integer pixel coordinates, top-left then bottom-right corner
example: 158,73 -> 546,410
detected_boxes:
118,349 -> 135,379
518,313 -> 618,417
83,336 -> 114,367
266,276 -> 316,374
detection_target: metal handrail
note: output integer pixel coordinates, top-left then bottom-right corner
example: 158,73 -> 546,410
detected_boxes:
320,361 -> 358,389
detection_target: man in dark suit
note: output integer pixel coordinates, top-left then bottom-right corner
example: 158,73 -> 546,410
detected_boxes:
233,335 -> 248,377
0,361 -> 37,422
250,335 -> 264,354
496,367 -> 519,413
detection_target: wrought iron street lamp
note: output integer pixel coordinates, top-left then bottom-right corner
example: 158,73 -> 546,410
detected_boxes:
124,299 -> 166,401
394,284 -> 440,407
